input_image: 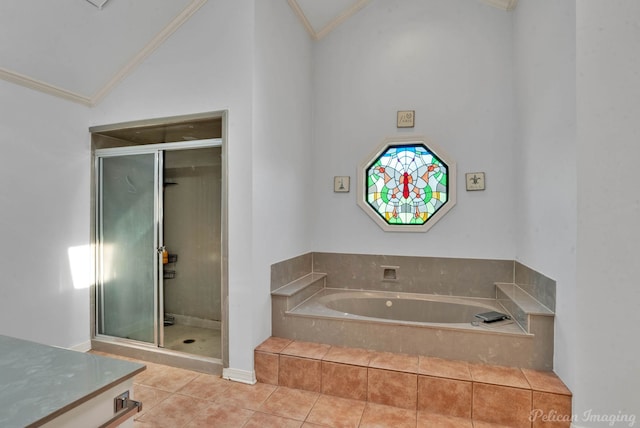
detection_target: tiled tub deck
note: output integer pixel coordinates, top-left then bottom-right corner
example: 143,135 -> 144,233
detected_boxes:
255,337 -> 572,428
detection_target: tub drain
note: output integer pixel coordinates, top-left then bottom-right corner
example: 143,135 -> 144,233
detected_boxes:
183,339 -> 195,344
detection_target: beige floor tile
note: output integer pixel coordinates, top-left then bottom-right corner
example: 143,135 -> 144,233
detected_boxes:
367,367 -> 417,409
321,361 -> 368,401
255,350 -> 279,385
184,401 -> 254,428
469,363 -> 530,389
417,411 -> 474,428
281,340 -> 331,359
369,351 -> 419,373
472,383 -> 532,428
472,421 -> 514,428
279,355 -> 322,392
531,391 -> 572,428
258,386 -> 319,421
522,369 -> 572,395
136,393 -> 210,428
135,365 -> 200,392
256,336 -> 293,353
417,375 -> 472,418
100,344 -> 573,428
418,356 -> 472,381
132,361 -> 168,384
133,421 -> 155,427
359,402 -> 417,428
214,381 -> 277,410
177,373 -> 232,401
132,384 -> 172,419
306,395 -> 366,428
244,411 -> 303,428
322,346 -> 373,366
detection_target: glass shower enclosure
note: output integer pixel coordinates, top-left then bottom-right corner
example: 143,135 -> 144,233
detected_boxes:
97,152 -> 159,344
94,140 -> 220,351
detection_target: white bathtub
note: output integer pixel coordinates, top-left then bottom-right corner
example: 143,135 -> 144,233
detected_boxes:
291,288 -> 519,331
274,287 -> 554,368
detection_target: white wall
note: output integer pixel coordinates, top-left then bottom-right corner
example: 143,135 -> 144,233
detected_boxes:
311,0 -> 517,259
0,80 -> 91,349
576,1 -> 640,424
252,1 -> 313,347
89,0 -> 313,373
0,0 -> 310,376
89,0 -> 258,371
512,0 -> 577,394
5,6 -> 640,421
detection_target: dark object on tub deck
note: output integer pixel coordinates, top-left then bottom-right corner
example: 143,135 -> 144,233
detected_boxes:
474,311 -> 511,323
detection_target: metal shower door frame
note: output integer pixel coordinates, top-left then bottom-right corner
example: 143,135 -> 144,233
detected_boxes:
94,138 -> 221,349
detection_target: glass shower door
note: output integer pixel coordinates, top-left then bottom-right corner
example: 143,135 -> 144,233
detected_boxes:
97,153 -> 159,344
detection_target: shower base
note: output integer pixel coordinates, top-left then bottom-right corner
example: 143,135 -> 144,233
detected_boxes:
91,325 -> 223,375
163,324 -> 221,359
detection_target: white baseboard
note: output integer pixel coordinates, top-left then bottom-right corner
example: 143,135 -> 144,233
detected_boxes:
222,367 -> 256,385
69,340 -> 92,352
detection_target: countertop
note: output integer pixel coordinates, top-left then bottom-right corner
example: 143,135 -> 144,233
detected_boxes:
0,335 -> 145,428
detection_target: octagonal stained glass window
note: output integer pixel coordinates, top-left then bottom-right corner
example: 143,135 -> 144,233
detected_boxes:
357,138 -> 456,232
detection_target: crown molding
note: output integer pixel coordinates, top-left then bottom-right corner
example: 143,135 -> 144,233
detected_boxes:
85,0 -> 111,10
288,0 -> 371,40
480,0 -> 518,11
91,0 -> 208,105
0,66 -> 93,106
315,0 -> 370,40
287,0 -> 316,39
0,0 -> 207,107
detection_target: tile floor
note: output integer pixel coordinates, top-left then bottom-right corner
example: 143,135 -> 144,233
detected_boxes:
94,349 -> 566,428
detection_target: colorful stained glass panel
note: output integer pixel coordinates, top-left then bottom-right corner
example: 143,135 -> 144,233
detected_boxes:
365,144 -> 449,226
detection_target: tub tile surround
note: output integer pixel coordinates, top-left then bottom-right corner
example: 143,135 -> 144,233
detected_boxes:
271,252 -> 313,291
515,261 -> 556,312
271,252 -> 555,304
313,252 -> 515,298
255,337 -> 573,428
271,252 -> 557,370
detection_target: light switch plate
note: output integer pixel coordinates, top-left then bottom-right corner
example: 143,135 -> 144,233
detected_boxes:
334,176 -> 350,192
465,172 -> 485,191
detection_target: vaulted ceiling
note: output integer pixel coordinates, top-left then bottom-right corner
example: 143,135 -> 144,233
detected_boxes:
0,0 -> 516,107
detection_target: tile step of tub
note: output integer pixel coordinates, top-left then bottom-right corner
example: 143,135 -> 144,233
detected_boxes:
495,282 -> 554,333
271,272 -> 327,297
255,337 -> 572,427
495,282 -> 554,316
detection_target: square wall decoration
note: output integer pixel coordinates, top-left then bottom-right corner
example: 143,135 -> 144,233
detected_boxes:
334,176 -> 350,192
